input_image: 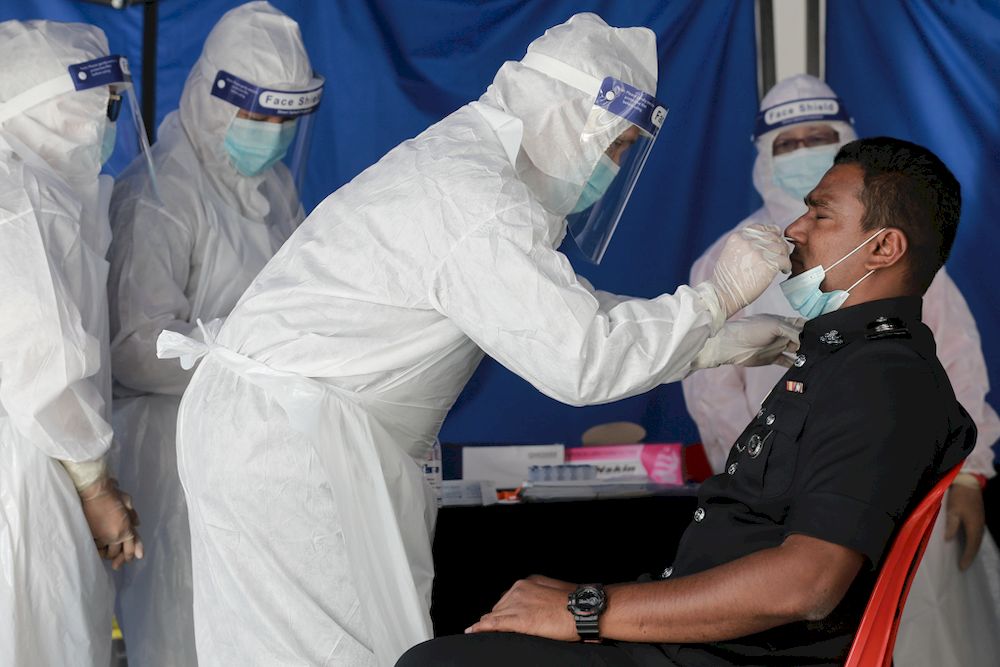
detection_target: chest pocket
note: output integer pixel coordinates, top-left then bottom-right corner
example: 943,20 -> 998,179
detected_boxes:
725,396 -> 811,500
759,396 -> 810,498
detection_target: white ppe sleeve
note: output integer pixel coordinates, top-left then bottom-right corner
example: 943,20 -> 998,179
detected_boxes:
923,268 -> 1000,477
0,208 -> 112,462
109,198 -> 198,396
429,221 -> 724,407
576,275 -> 627,311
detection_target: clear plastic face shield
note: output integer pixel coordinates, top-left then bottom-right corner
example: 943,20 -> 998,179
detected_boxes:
567,77 -> 667,263
0,54 -> 156,186
210,69 -> 324,190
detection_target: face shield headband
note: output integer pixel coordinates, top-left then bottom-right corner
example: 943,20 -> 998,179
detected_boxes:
520,52 -> 667,264
210,70 -> 324,118
752,96 -> 852,142
0,54 -> 135,124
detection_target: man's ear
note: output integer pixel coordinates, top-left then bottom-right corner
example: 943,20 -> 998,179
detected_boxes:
865,227 -> 908,270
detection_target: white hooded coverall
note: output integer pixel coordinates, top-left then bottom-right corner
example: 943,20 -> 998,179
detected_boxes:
681,74 -> 1000,667
108,3 -> 310,666
0,20 -> 118,667
156,13 -> 757,667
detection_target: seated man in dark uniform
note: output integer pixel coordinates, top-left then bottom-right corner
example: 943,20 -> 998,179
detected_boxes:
398,137 -> 977,667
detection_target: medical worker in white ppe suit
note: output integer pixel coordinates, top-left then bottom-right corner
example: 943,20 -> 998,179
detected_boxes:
157,13 -> 800,666
107,3 -> 322,665
0,19 -> 146,667
682,73 -> 1000,666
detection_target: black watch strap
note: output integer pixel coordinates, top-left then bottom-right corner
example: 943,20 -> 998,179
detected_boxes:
574,616 -> 601,641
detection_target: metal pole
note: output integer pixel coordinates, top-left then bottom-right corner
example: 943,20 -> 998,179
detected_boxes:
141,0 -> 158,143
806,0 -> 821,78
755,0 -> 776,102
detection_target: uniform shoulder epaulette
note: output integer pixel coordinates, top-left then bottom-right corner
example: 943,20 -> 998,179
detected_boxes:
865,315 -> 911,340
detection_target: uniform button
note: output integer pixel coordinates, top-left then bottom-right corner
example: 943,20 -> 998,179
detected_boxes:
727,463 -> 738,475
794,353 -> 807,367
747,434 -> 763,458
765,414 -> 775,426
694,507 -> 706,522
661,566 -> 674,579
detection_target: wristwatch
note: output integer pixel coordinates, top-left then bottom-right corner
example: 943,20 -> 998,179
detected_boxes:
567,583 -> 607,641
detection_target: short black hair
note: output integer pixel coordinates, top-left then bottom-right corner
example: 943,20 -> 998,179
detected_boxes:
834,137 -> 961,293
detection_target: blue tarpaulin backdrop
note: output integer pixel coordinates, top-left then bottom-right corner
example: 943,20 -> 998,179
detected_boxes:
2,1 -> 997,458
827,0 -> 1000,460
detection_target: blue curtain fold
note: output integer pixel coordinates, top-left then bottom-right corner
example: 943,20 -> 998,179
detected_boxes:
1,0 -> 761,447
827,0 -> 1000,458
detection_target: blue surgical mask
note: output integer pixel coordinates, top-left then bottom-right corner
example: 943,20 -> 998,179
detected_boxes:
100,121 -> 117,165
571,153 -> 620,214
780,228 -> 885,319
772,144 -> 839,201
223,116 -> 297,177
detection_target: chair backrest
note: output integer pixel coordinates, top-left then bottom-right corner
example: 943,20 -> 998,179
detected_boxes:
843,462 -> 963,667
683,442 -> 713,483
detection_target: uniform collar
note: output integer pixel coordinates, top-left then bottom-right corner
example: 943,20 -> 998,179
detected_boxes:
801,296 -> 923,347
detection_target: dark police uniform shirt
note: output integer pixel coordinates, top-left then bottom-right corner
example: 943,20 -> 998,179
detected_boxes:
660,296 -> 975,667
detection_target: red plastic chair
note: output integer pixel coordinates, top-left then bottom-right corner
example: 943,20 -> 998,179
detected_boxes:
843,463 -> 963,667
683,442 -> 714,483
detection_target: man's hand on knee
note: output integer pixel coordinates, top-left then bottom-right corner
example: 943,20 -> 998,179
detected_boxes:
466,576 -> 579,641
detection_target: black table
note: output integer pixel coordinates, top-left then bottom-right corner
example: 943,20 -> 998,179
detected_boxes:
430,490 -> 699,636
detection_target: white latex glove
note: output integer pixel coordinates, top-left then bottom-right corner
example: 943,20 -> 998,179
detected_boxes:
55,447 -> 145,570
77,475 -> 144,570
944,477 -> 986,570
708,224 -> 792,319
692,315 -> 804,370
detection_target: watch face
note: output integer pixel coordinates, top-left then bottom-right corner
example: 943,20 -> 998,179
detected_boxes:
570,586 -> 606,616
